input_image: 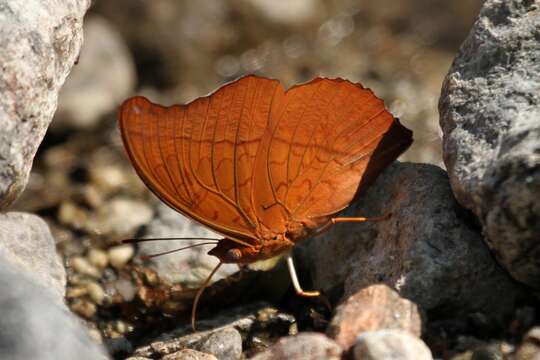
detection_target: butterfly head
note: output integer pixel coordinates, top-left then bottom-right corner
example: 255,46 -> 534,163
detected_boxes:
208,235 -> 295,264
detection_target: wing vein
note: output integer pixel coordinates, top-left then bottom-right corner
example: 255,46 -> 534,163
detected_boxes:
291,107 -> 387,215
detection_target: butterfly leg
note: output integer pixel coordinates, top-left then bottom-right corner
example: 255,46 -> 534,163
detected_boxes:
286,254 -> 320,297
331,213 -> 391,224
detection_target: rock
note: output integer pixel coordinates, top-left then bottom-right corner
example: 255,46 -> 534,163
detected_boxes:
241,0 -> 321,25
133,304 -> 295,359
86,281 -> 105,305
54,15 -> 136,130
439,0 -> 540,288
197,327 -> 242,360
71,256 -> 101,278
0,252 -> 108,360
92,197 -> 154,238
134,326 -> 242,359
108,244 -> 135,269
250,333 -> 342,360
0,0 -> 90,208
87,248 -> 109,269
514,327 -> 540,360
302,162 -> 525,324
353,329 -> 432,360
138,203 -> 237,285
327,284 -> 422,351
0,212 -> 66,301
163,349 -> 218,360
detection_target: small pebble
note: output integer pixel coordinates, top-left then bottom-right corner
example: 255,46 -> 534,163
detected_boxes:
71,299 -> 97,318
66,286 -> 89,298
87,248 -> 109,268
58,202 -> 89,230
163,349 -> 218,360
115,277 -> 136,301
94,197 -> 153,236
115,320 -> 129,334
87,281 -> 106,305
90,164 -> 128,194
108,244 -> 135,268
71,256 -> 101,277
87,328 -> 103,344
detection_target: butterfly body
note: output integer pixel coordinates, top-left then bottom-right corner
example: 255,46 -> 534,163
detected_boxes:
119,75 -> 412,267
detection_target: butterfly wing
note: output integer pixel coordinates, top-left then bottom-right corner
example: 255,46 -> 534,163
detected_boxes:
119,76 -> 282,245
252,78 -> 412,233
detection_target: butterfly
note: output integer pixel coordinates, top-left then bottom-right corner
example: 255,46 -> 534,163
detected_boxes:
118,75 -> 412,329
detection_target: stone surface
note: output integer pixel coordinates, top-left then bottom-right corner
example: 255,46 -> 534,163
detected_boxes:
250,333 -> 342,360
133,304 -> 296,359
54,15 -> 136,130
0,212 -> 66,301
163,349 -> 218,360
302,162 -> 525,324
241,0 -> 321,25
0,0 -> 90,208
353,329 -> 432,360
327,284 -> 422,351
514,327 -> 540,360
0,252 -> 108,360
439,0 -> 540,288
138,203 -> 237,285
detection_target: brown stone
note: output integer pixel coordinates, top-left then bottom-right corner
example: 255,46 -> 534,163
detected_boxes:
327,284 -> 422,350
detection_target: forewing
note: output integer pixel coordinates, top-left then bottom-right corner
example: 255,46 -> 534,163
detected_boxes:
119,76 -> 281,244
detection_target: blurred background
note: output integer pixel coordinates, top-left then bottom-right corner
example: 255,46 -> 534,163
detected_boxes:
14,0 -> 486,213
10,0 -> 484,345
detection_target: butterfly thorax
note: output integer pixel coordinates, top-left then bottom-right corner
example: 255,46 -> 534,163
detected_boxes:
208,217 -> 331,264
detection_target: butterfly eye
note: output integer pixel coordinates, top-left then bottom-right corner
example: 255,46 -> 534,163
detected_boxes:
226,248 -> 242,262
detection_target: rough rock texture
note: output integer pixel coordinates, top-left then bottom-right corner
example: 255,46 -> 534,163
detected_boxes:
439,0 -> 540,288
514,327 -> 540,360
327,284 -> 422,351
0,252 -> 108,360
54,15 -> 136,130
139,203 -> 238,285
302,162 -> 525,324
0,212 -> 66,301
353,330 -> 432,360
249,333 -> 342,360
0,0 -> 90,208
133,304 -> 295,360
162,349 -> 218,360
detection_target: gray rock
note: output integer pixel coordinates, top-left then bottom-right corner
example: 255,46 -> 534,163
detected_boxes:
302,162 -> 524,323
197,327 -> 242,360
133,304 -> 295,359
353,329 -> 432,360
163,349 -> 218,360
439,0 -> 540,288
138,203 -> 237,286
54,15 -> 136,130
0,252 -> 108,360
249,333 -> 342,360
0,0 -> 90,208
0,212 -> 65,301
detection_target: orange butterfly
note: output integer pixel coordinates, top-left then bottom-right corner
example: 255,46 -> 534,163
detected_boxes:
119,75 -> 412,329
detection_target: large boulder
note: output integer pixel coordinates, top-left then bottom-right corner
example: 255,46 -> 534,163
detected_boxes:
0,0 -> 90,208
439,0 -> 540,288
302,162 -> 525,324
